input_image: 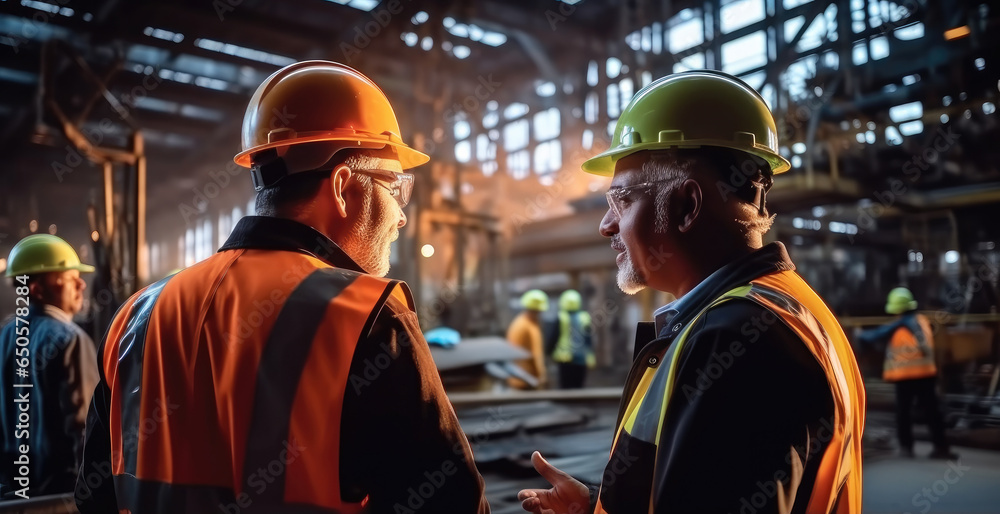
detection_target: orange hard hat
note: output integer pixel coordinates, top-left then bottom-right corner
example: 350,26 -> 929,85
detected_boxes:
234,61 -> 429,187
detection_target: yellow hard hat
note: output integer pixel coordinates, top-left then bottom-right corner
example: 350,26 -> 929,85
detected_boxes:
234,60 -> 429,190
520,289 -> 549,311
6,234 -> 95,277
559,289 -> 583,311
886,287 -> 918,315
582,70 -> 790,176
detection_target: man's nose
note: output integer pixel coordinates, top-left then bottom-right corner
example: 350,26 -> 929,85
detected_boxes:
599,208 -> 618,238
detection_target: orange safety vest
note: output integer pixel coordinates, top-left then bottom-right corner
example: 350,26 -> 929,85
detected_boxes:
882,314 -> 937,382
98,231 -> 412,512
595,270 -> 865,514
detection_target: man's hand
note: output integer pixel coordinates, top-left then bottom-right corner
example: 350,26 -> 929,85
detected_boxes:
517,451 -> 591,514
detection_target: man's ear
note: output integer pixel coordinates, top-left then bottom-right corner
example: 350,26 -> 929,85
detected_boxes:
329,164 -> 353,218
28,278 -> 46,302
675,178 -> 703,233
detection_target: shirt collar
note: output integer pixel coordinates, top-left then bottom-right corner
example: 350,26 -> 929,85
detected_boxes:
652,242 -> 795,338
42,304 -> 73,324
219,216 -> 366,273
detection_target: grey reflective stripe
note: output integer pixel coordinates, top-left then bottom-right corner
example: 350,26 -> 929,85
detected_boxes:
117,276 -> 172,476
113,474 -> 341,514
241,268 -> 358,505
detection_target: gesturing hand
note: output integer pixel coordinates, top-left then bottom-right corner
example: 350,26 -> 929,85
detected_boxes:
516,451 -> 591,514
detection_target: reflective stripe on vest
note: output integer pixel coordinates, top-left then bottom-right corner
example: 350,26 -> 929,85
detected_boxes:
595,271 -> 864,514
101,249 -> 411,513
883,314 -> 936,382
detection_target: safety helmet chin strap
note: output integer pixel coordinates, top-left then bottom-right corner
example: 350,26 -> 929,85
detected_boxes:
250,148 -> 289,191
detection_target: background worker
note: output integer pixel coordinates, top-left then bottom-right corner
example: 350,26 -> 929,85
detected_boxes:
76,61 -> 489,514
519,70 -> 866,513
858,287 -> 956,459
507,290 -> 549,390
548,290 -> 593,389
0,234 -> 98,498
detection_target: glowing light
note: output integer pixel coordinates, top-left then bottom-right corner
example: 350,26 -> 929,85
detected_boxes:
420,244 -> 435,258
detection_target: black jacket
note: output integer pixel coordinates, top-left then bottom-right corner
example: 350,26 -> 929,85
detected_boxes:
597,243 -> 836,514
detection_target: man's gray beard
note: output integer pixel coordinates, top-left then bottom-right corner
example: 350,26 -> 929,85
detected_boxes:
616,251 -> 646,295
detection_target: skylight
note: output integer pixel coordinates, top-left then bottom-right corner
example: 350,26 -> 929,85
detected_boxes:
194,38 -> 295,66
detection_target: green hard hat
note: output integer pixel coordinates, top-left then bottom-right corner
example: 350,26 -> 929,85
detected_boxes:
885,287 -> 918,315
5,234 -> 95,277
520,289 -> 549,311
559,289 -> 583,311
582,70 -> 791,176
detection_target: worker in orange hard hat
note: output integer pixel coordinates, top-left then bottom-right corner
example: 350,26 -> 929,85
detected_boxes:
1,235 -> 98,499
77,61 -> 489,514
519,71 -> 865,514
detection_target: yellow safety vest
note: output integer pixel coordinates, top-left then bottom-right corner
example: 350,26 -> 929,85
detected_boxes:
595,271 -> 865,514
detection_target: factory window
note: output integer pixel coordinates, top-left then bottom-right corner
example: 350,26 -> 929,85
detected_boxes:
201,219 -> 213,261
454,120 -> 471,140
784,54 -> 819,99
150,243 -> 160,277
247,199 -> 254,216
606,57 -> 622,79
582,129 -> 594,150
652,22 -> 663,54
503,119 -> 530,152
889,101 -> 922,123
852,40 -> 868,65
673,52 -> 705,73
534,140 -> 562,175
218,213 -> 230,247
482,161 -> 498,177
607,120 -> 617,137
455,140 -> 472,163
885,126 -> 903,145
870,36 -> 889,60
898,120 -> 923,136
641,26 -> 652,52
504,102 -> 529,120
483,110 -> 499,129
585,91 -> 599,124
476,134 -> 496,161
740,71 -> 765,91
619,78 -> 634,108
587,60 -> 599,87
607,83 -> 620,118
722,31 -> 767,75
507,150 -> 530,180
626,30 -> 641,51
533,108 -> 561,141
721,0 -> 765,34
760,83 -> 775,110
895,22 -> 924,40
668,9 -> 703,53
784,0 -> 812,7
184,228 -> 195,267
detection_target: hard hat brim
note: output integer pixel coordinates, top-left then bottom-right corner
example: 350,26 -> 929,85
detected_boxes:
5,262 -> 95,277
234,133 -> 430,170
581,140 -> 792,176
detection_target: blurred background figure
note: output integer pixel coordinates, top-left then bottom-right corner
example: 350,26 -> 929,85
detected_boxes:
507,289 -> 550,390
859,287 -> 957,460
0,235 -> 98,499
549,289 -> 594,389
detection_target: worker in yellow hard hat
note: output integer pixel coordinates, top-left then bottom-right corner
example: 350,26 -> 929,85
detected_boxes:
548,289 -> 594,389
507,290 -> 550,389
858,287 -> 956,459
76,61 -> 489,513
1,234 -> 98,498
519,70 -> 865,514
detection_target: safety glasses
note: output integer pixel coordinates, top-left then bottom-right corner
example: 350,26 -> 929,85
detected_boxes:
354,170 -> 415,208
605,177 -> 682,218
